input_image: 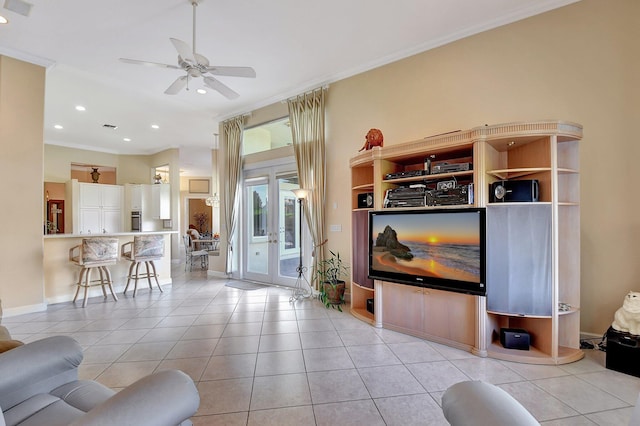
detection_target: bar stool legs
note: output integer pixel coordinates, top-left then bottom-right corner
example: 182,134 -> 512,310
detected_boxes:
124,260 -> 163,297
72,266 -> 119,308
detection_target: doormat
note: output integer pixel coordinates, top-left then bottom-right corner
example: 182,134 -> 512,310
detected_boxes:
225,281 -> 268,291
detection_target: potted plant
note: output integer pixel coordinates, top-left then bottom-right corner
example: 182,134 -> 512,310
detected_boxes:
193,212 -> 209,233
317,250 -> 349,310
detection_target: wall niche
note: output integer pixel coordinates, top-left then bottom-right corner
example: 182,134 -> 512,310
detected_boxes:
71,163 -> 116,184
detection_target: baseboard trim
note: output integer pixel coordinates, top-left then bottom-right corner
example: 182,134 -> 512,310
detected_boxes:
580,331 -> 606,340
2,303 -> 48,318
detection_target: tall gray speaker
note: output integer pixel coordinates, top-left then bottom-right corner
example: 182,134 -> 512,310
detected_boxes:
486,204 -> 552,316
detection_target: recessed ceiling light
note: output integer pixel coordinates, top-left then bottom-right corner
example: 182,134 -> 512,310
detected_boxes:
0,15 -> 8,24
151,124 -> 160,129
54,124 -> 63,130
75,105 -> 86,111
196,88 -> 207,94
123,138 -> 131,142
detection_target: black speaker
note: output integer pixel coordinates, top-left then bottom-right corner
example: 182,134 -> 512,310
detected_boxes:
366,298 -> 374,314
357,192 -> 374,208
606,327 -> 640,378
490,180 -> 539,203
500,328 -> 530,350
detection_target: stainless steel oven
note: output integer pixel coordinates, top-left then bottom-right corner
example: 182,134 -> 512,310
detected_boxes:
131,211 -> 141,231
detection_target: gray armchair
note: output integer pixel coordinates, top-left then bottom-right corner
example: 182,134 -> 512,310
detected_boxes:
0,333 -> 199,426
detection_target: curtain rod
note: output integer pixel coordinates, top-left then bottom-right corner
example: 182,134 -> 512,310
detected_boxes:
221,112 -> 252,124
281,85 -> 329,103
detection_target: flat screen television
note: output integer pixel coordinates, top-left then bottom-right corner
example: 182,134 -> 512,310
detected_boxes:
368,208 -> 486,296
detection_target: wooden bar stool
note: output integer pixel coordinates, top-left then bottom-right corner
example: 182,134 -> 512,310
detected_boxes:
121,235 -> 165,297
69,238 -> 119,308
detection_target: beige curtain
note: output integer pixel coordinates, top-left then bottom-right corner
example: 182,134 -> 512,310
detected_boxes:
287,87 -> 328,290
222,116 -> 244,274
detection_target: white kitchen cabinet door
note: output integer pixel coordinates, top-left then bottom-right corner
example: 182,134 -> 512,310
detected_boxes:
130,185 -> 142,211
79,208 -> 101,234
102,185 -> 123,209
102,209 -> 123,234
79,184 -> 102,208
150,184 -> 170,219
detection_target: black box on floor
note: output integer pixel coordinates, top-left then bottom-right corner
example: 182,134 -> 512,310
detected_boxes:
366,298 -> 374,314
500,328 -> 530,350
606,327 -> 640,378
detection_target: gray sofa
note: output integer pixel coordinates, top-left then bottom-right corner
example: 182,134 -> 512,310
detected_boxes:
442,381 -> 540,425
0,329 -> 199,426
442,380 -> 640,426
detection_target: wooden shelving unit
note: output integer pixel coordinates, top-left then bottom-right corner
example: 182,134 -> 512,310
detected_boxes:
349,120 -> 583,364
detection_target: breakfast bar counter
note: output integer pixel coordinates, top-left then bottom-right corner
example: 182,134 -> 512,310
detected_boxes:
43,231 -> 176,305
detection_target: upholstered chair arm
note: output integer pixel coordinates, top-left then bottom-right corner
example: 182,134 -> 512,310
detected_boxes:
0,336 -> 83,411
69,245 -> 81,262
71,370 -> 200,426
121,241 -> 133,258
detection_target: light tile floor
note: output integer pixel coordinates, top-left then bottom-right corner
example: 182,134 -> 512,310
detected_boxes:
3,266 -> 640,425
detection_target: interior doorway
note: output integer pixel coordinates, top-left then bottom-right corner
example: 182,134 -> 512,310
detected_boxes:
188,198 -> 212,235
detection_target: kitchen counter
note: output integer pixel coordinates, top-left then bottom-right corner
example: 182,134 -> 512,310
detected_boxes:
43,231 -> 176,305
44,230 -> 177,239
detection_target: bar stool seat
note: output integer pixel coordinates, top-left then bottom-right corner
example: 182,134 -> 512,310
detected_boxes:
121,235 -> 165,297
69,237 -> 119,308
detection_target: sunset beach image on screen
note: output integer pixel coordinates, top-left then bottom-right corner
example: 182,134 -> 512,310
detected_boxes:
370,210 -> 482,283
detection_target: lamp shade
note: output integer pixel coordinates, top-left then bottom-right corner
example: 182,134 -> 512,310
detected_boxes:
292,188 -> 308,200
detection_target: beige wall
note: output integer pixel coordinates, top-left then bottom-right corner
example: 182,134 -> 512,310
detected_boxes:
322,0 -> 638,335
44,145 -> 120,183
0,56 -> 46,313
45,145 -> 154,185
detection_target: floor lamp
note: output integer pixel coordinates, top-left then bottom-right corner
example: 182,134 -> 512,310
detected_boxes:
290,188 -> 312,302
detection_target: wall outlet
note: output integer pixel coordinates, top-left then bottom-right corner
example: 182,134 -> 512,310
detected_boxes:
330,224 -> 342,232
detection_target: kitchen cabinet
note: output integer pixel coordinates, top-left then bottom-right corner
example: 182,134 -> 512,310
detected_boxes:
150,184 -> 170,219
129,184 -> 142,211
75,183 -> 123,234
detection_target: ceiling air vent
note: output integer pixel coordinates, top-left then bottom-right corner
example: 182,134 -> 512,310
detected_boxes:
4,0 -> 33,17
102,124 -> 118,130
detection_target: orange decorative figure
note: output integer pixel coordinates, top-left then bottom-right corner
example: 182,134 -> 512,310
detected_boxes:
359,128 -> 384,151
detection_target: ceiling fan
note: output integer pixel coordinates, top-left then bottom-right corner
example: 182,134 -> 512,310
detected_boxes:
119,0 -> 256,99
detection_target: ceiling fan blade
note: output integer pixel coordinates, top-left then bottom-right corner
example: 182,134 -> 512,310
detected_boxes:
164,76 -> 188,95
119,58 -> 181,70
204,76 -> 240,100
170,38 -> 196,63
206,66 -> 256,78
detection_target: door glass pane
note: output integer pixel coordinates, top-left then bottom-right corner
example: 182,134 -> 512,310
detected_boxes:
246,181 -> 268,274
278,175 -> 300,279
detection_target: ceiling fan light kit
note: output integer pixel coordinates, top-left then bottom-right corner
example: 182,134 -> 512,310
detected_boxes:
119,0 -> 255,99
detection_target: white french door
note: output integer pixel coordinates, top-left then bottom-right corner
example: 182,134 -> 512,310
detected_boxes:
242,164 -> 305,287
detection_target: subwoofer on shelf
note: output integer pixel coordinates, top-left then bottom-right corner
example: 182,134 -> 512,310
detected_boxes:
490,180 -> 539,203
357,192 -> 374,209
